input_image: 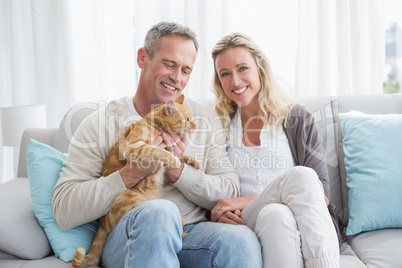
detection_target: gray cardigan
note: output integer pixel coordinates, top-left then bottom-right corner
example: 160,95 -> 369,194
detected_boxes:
283,103 -> 330,197
284,103 -> 342,243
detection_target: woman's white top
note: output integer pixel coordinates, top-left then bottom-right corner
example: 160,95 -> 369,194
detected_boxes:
228,108 -> 295,197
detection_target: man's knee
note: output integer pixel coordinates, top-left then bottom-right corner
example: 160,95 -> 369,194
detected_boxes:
125,199 -> 182,231
218,225 -> 262,266
135,199 -> 179,216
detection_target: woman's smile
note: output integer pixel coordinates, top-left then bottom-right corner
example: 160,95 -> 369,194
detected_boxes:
233,86 -> 248,94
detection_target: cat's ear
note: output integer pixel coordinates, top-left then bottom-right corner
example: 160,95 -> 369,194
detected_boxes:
175,94 -> 185,104
165,100 -> 177,115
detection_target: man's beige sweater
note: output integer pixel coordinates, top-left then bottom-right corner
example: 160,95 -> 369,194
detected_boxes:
52,96 -> 239,230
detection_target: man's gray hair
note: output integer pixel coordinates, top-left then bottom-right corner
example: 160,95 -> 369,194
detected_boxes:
144,21 -> 199,59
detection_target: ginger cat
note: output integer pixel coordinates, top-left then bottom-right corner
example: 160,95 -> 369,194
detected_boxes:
72,95 -> 200,268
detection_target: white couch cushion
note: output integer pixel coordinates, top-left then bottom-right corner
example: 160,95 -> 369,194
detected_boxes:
0,178 -> 51,259
348,229 -> 402,267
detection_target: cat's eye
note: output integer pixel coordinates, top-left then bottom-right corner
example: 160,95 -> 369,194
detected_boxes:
184,118 -> 189,122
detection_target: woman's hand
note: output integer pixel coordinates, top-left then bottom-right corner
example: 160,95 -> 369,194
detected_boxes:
211,195 -> 256,225
216,210 -> 244,225
325,194 -> 330,206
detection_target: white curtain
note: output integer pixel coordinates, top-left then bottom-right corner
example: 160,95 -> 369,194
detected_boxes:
132,0 -> 299,101
0,0 -> 113,183
295,0 -> 385,96
0,0 -> 385,183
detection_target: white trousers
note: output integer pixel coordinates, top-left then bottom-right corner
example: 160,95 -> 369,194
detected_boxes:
241,166 -> 340,268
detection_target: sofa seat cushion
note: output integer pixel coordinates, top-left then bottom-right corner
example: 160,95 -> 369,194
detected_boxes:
348,229 -> 402,267
0,177 -> 52,259
339,242 -> 366,268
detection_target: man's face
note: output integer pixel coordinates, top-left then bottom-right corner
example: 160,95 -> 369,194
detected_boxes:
139,36 -> 197,105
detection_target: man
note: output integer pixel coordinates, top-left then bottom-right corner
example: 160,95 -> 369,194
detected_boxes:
53,22 -> 262,268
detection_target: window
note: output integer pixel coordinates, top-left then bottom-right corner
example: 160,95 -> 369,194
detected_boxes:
384,0 -> 402,93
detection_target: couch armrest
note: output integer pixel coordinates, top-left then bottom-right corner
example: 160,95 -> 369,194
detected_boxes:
17,128 -> 58,178
0,178 -> 52,259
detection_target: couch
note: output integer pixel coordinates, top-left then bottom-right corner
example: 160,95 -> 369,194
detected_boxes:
0,93 -> 401,268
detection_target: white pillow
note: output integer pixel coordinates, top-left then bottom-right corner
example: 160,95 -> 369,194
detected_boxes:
0,177 -> 52,259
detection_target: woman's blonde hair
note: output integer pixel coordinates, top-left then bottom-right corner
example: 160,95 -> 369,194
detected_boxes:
211,33 -> 294,136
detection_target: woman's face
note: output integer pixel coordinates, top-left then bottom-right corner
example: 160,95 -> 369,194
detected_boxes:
215,47 -> 261,108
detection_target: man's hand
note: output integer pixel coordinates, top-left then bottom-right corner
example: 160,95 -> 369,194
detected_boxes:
158,126 -> 187,158
158,127 -> 187,183
119,160 -> 162,189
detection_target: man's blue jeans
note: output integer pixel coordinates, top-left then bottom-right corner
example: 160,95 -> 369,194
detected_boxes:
101,199 -> 262,268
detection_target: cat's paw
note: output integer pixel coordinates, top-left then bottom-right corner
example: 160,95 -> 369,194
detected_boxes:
189,160 -> 201,170
182,155 -> 201,170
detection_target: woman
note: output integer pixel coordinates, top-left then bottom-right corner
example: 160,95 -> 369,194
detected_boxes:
210,33 -> 340,268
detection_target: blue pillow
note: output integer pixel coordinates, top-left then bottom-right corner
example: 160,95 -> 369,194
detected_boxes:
339,111 -> 402,236
26,139 -> 99,262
